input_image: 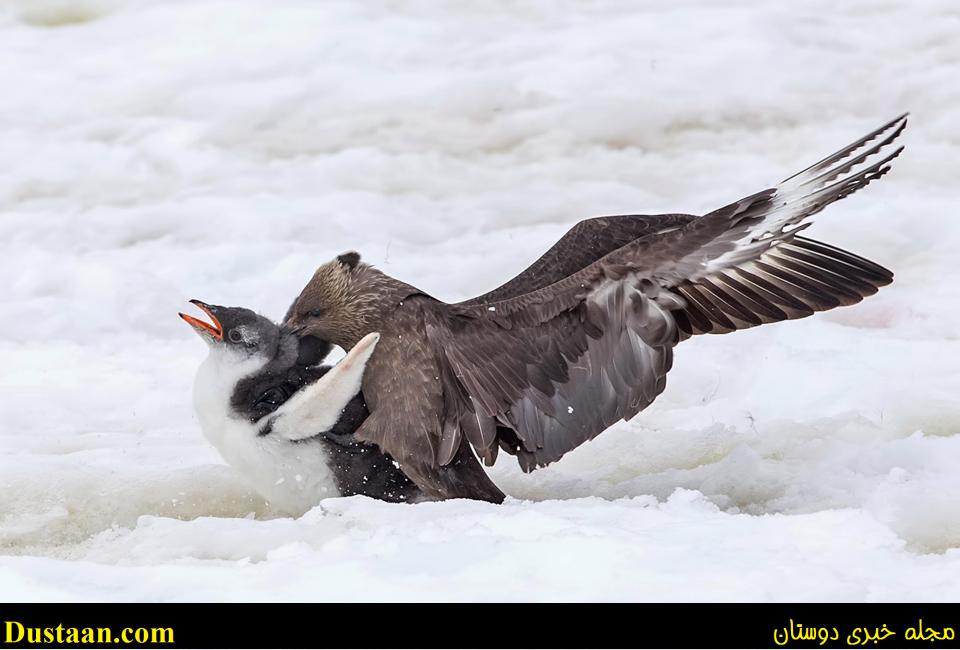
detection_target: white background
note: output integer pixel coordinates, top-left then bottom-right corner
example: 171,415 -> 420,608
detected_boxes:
1,0 -> 958,601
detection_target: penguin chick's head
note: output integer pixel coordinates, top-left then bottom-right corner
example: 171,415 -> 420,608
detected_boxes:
179,300 -> 280,361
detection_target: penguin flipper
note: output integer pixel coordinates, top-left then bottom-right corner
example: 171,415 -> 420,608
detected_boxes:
261,332 -> 381,441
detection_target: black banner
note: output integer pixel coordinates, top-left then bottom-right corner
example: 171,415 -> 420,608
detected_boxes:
0,603 -> 957,649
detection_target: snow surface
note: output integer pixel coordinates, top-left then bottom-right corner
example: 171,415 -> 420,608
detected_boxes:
2,0 -> 959,602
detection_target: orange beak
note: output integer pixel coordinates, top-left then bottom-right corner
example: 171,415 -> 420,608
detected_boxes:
179,300 -> 223,340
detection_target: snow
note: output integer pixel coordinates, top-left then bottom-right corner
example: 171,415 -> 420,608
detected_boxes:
1,0 -> 959,601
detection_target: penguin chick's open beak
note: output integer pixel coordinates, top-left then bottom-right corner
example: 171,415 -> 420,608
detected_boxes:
179,300 -> 223,340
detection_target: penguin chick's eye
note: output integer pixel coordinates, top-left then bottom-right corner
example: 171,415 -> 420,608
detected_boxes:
228,329 -> 244,343
306,309 -> 324,319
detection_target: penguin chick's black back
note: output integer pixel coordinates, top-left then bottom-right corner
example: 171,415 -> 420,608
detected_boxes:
232,331 -> 422,504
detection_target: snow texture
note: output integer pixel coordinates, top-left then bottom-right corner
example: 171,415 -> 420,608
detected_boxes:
1,0 -> 959,602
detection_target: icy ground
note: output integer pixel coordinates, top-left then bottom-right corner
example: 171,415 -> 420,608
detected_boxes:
1,0 -> 959,601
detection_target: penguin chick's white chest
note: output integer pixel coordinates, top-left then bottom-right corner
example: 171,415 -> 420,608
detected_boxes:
192,350 -> 339,516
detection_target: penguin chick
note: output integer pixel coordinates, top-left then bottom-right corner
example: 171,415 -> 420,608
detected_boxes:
180,300 -> 420,515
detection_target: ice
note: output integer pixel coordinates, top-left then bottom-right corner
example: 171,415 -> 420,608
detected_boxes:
1,0 -> 959,601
